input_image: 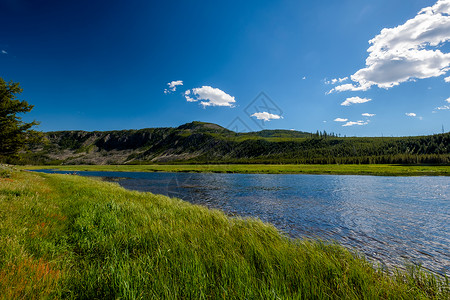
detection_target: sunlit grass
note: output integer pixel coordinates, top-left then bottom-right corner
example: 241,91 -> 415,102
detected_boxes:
23,163 -> 450,176
1,166 -> 448,299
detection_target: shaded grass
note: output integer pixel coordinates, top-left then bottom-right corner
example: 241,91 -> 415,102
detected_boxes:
23,163 -> 450,176
0,167 -> 448,299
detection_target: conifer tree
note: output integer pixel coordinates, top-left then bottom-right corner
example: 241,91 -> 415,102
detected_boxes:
0,78 -> 40,158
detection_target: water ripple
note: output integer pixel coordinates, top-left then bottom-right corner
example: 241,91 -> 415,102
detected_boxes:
33,170 -> 450,276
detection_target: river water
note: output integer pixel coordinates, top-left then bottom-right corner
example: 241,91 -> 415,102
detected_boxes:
33,169 -> 450,275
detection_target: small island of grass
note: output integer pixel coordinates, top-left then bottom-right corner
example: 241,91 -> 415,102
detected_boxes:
23,163 -> 450,176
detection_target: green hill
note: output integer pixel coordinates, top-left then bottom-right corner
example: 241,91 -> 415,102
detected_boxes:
15,121 -> 450,165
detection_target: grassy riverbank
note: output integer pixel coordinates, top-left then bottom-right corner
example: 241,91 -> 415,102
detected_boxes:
23,163 -> 450,176
0,167 -> 448,298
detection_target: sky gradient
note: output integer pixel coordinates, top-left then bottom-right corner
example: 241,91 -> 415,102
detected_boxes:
1,0 -> 449,136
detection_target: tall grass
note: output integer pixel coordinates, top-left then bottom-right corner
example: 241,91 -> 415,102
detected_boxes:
0,167 -> 448,299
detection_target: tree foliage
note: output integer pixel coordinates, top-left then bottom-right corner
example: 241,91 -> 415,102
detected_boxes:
0,78 -> 40,159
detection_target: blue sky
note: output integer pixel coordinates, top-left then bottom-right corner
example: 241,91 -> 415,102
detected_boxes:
1,0 -> 449,136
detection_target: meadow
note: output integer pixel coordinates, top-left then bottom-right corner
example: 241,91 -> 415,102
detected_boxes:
23,163 -> 450,176
0,165 -> 448,299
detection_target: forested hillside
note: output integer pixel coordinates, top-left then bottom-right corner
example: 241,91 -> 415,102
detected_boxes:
15,121 -> 450,165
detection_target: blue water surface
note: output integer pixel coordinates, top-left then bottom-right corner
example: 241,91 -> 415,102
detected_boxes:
33,169 -> 450,275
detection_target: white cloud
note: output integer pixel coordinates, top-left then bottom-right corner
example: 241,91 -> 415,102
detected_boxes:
251,112 -> 283,121
332,77 -> 348,84
445,76 -> 450,82
329,0 -> 450,93
328,83 -> 369,93
405,112 -> 417,117
434,97 -> 450,110
362,113 -> 376,117
164,80 -> 183,94
184,86 -> 236,107
184,90 -> 195,102
1,50 -> 7,54
342,120 -> 369,127
302,76 -> 306,80
325,77 -> 348,85
334,118 -> 348,122
341,96 -> 372,106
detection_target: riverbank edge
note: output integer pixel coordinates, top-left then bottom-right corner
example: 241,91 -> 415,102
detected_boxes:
0,167 -> 448,298
21,164 -> 450,176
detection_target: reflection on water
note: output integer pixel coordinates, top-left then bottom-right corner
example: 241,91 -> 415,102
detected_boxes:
33,169 -> 450,275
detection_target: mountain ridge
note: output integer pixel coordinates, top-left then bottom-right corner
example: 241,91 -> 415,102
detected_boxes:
20,121 -> 450,165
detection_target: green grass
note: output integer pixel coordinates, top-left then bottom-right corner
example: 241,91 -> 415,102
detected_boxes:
22,163 -> 450,176
0,167 -> 448,299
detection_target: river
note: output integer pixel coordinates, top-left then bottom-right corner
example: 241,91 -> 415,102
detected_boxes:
32,169 -> 450,276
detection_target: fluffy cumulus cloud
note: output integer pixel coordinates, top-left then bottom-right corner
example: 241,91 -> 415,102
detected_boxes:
405,112 -> 417,117
444,76 -> 450,82
341,96 -> 372,106
447,97 -> 450,103
164,80 -> 183,94
334,118 -> 348,122
251,112 -> 283,121
362,113 -> 376,117
342,120 -> 369,127
329,0 -> 450,93
184,86 -> 236,107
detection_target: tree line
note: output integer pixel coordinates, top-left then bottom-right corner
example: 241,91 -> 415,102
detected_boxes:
1,78 -> 449,165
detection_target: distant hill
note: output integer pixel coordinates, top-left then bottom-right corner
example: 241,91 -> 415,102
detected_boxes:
19,121 -> 450,165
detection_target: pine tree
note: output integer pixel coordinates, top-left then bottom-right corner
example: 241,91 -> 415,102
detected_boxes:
0,78 -> 40,159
